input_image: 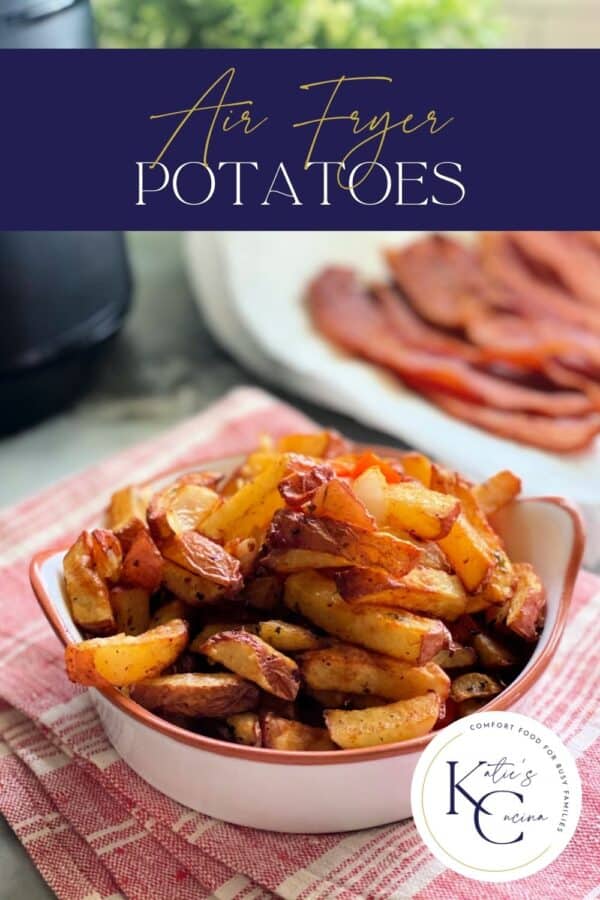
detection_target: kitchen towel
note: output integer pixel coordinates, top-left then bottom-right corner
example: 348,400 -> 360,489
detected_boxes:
0,386 -> 598,900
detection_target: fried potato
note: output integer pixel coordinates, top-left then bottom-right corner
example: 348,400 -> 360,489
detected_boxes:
386,481 -> 460,540
161,532 -> 243,594
131,672 -> 259,717
505,562 -> 546,640
63,532 -> 116,635
162,559 -> 236,606
265,510 -> 420,580
433,643 -> 477,669
189,622 -> 244,652
64,618 -> 189,687
199,631 -> 301,700
120,527 -> 163,592
473,470 -> 521,516
224,535 -> 262,577
438,516 -> 495,593
450,672 -> 502,703
249,620 -> 324,652
325,692 -> 440,749
240,575 -> 282,611
310,478 -> 375,530
339,566 -> 467,621
399,452 -> 432,487
201,455 -> 290,542
262,548 -> 352,573
108,484 -> 150,531
150,597 -> 189,628
90,529 -> 122,582
147,474 -> 220,543
227,712 -> 262,746
110,586 -> 150,635
284,571 -> 449,664
472,633 -> 517,668
262,714 -> 336,751
299,644 -> 449,701
277,432 -> 331,457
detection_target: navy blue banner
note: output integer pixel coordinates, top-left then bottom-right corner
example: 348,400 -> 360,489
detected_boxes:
1,49 -> 599,229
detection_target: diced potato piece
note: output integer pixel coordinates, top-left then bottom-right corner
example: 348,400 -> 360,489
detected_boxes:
227,712 -> 262,746
473,470 -> 521,516
450,672 -> 502,703
63,532 -> 116,635
108,484 -> 150,532
250,620 -> 324,652
299,644 -> 449,700
148,476 -> 220,543
284,571 -> 449,664
311,479 -> 375,530
263,549 -> 351,573
262,713 -> 336,751
121,527 -> 163,592
325,693 -> 440,749
110,586 -> 150,635
131,672 -> 259,717
438,515 -> 495,592
433,644 -> 478,669
266,510 -> 420,580
161,532 -> 243,594
90,529 -> 122,582
464,593 -> 494,614
64,618 -> 189,687
199,631 -> 300,700
201,455 -> 290,542
386,481 -> 460,540
352,466 -> 388,525
150,597 -> 189,628
340,566 -> 467,621
472,633 -> 517,668
277,432 -> 330,457
505,562 -> 546,641
162,559 -> 235,605
400,452 -> 432,487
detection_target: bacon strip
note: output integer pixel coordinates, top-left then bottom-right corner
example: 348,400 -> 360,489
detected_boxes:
385,234 -> 513,329
480,233 -> 600,334
372,284 -> 481,362
308,267 -> 594,417
507,231 -> 600,309
426,392 -> 600,453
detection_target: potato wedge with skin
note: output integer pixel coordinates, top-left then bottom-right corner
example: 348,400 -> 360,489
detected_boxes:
473,470 -> 521,516
299,644 -> 450,701
433,643 -> 478,669
110,586 -> 150,635
450,672 -> 502,703
227,712 -> 262,746
505,562 -> 546,641
201,455 -> 291,543
472,633 -> 517,668
250,620 -> 325,653
284,571 -> 449,664
121,527 -> 163,592
90,529 -> 122,582
189,622 -> 245,652
339,566 -> 467,621
438,516 -> 495,593
265,510 -> 420,580
386,481 -> 460,540
162,559 -> 236,606
262,548 -> 352,573
310,478 -> 376,530
199,631 -> 301,700
64,618 -> 189,687
325,692 -> 440,749
63,532 -> 116,635
131,672 -> 259,717
150,597 -> 189,628
240,575 -> 282,611
262,713 -> 336,751
389,531 -> 450,571
147,473 -> 220,543
161,532 -> 243,593
108,484 -> 150,532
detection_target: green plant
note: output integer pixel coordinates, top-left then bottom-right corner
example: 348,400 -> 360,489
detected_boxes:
93,0 -> 501,49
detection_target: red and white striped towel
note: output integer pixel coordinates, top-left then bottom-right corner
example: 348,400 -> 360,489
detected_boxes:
0,387 -> 598,900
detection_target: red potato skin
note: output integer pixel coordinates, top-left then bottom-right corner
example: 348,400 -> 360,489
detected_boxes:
201,630 -> 301,701
418,620 -> 452,666
278,459 -> 335,508
506,563 -> 546,641
120,528 -> 164,592
90,529 -> 122,582
161,531 -> 243,592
